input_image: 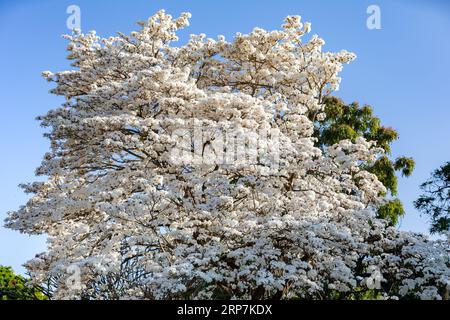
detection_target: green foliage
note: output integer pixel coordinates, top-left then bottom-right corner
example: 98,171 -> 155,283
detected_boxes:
314,97 -> 415,225
315,97 -> 398,153
377,199 -> 405,226
0,266 -> 48,300
414,161 -> 450,234
394,156 -> 415,177
367,156 -> 398,195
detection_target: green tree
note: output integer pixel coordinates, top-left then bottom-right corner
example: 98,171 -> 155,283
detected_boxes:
0,266 -> 48,300
414,161 -> 450,234
312,96 -> 415,225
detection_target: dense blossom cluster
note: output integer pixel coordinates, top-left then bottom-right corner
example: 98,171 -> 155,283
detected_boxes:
6,11 -> 449,299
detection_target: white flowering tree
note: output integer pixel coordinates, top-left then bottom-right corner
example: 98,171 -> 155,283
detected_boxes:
6,11 -> 449,300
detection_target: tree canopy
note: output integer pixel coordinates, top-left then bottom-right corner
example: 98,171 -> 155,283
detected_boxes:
314,96 -> 415,225
5,11 -> 449,300
0,266 -> 47,300
415,161 -> 450,234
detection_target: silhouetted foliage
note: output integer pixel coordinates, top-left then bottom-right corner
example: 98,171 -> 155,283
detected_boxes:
415,161 -> 450,234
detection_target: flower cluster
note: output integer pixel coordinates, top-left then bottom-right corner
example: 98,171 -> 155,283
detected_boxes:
5,11 -> 449,299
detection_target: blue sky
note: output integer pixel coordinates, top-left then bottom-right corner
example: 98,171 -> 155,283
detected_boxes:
1,0 -> 449,274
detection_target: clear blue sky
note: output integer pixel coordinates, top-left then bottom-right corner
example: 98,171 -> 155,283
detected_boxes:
1,0 -> 449,274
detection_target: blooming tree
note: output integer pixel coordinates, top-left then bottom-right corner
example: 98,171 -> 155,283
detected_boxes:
5,11 -> 449,299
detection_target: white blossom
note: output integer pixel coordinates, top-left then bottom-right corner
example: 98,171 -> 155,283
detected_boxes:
5,10 -> 449,300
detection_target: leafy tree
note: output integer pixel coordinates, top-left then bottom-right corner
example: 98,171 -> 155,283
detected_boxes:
0,266 -> 47,300
313,96 -> 415,225
415,161 -> 450,234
